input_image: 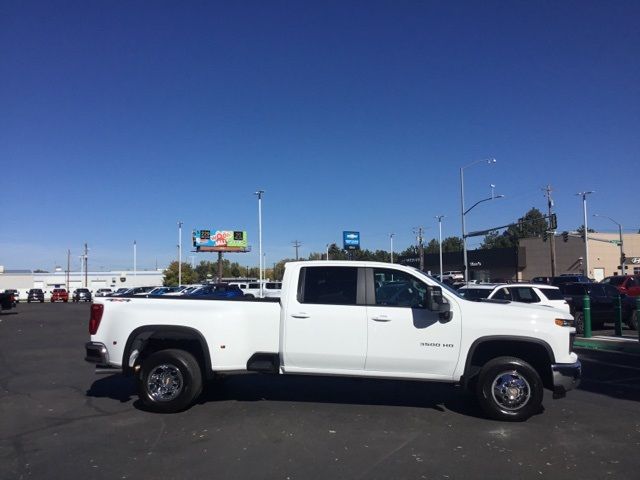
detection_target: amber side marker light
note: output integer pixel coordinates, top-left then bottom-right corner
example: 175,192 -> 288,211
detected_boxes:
555,318 -> 574,327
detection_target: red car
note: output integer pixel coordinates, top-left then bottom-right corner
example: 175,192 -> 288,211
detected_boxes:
51,288 -> 69,302
601,275 -> 640,297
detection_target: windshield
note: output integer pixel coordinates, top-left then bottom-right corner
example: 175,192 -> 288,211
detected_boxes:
459,288 -> 492,299
409,268 -> 463,298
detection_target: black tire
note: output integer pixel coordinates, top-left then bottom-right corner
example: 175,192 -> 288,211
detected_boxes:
27,300 -> 31,303
244,294 -> 255,299
574,312 -> 584,334
476,356 -> 543,422
138,349 -> 203,413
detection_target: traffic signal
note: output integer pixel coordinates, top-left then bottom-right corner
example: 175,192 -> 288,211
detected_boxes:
562,231 -> 569,242
543,231 -> 548,242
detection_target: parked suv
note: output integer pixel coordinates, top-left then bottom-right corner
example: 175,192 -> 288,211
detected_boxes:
72,288 -> 92,303
95,288 -> 113,297
559,283 -> 634,333
4,289 -> 19,307
551,275 -> 592,286
51,288 -> 69,302
458,283 -> 570,314
27,289 -> 45,303
601,275 -> 640,297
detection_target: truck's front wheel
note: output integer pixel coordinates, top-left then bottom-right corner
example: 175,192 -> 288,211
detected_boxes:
476,356 -> 543,422
139,349 -> 203,413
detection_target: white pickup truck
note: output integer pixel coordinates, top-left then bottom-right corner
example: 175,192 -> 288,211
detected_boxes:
85,261 -> 581,421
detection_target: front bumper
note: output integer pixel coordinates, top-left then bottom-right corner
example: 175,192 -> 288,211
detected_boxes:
85,342 -> 110,366
551,360 -> 581,398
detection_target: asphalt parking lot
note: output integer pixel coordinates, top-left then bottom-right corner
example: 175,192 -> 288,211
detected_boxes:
1,304 -> 639,480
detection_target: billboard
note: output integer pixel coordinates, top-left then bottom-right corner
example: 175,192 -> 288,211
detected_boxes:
193,230 -> 249,252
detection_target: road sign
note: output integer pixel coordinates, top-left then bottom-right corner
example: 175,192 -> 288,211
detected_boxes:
343,231 -> 360,250
610,240 -> 622,246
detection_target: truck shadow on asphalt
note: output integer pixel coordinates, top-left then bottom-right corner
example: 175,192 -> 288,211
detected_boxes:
86,373 -> 490,418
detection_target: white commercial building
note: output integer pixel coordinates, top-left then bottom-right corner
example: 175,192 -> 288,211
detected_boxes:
0,267 -> 165,300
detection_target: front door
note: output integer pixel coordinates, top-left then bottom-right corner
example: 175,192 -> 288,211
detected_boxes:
365,268 -> 461,378
283,266 -> 367,371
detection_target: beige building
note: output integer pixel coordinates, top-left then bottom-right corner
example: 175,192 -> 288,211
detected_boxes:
520,233 -> 640,281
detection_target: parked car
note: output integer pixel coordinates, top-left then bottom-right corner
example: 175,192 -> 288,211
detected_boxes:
109,288 -> 129,296
73,288 -> 92,303
27,289 -> 45,303
458,283 -> 570,314
551,275 -> 592,287
185,284 -> 244,299
4,289 -> 19,306
0,291 -> 15,311
441,271 -> 464,281
601,275 -> 640,297
51,288 -> 69,302
558,283 -> 635,333
531,276 -> 552,285
163,285 -> 202,297
95,288 -> 113,297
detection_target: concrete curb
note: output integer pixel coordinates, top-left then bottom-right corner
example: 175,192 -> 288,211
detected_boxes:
574,336 -> 640,355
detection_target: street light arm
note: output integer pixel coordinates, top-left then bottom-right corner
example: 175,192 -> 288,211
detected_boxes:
462,157 -> 497,170
464,195 -> 504,216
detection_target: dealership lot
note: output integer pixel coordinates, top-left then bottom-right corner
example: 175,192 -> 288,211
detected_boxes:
1,304 -> 639,480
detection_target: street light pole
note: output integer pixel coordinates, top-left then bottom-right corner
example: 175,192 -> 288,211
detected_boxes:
178,221 -> 183,286
435,215 -> 445,279
133,240 -> 137,279
460,158 -> 497,282
326,243 -> 330,261
255,190 -> 264,298
577,191 -> 594,277
594,214 -> 624,275
389,233 -> 395,263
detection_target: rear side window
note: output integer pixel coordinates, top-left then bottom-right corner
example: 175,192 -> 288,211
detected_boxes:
539,288 -> 564,300
562,284 -> 585,295
492,288 -> 512,301
511,287 -> 540,303
460,288 -> 492,299
298,267 -> 358,305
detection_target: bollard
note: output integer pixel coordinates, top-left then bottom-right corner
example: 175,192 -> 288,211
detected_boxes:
583,295 -> 592,338
614,295 -> 622,336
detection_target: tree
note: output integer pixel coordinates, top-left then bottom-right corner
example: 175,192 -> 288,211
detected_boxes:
481,207 -> 547,249
425,239 -> 439,254
442,236 -> 463,252
163,261 -> 198,286
576,225 -> 596,235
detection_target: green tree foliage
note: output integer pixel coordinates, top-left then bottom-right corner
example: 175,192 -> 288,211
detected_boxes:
163,261 -> 198,286
442,236 -> 463,252
481,207 -> 548,249
576,225 -> 596,235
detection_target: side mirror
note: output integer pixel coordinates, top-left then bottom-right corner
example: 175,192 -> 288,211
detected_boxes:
427,286 -> 452,322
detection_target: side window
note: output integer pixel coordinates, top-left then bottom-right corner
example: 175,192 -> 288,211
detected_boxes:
298,267 -> 358,305
512,287 -> 540,303
603,284 -> 621,297
492,288 -> 512,301
372,268 -> 427,308
540,288 -> 564,300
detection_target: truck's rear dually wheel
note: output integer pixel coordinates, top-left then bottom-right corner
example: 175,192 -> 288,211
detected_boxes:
138,349 -> 203,413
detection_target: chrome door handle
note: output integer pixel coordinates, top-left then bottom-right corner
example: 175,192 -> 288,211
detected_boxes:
291,313 -> 310,319
371,315 -> 391,322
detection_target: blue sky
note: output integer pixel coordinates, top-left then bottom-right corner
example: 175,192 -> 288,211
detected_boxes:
1,1 -> 638,271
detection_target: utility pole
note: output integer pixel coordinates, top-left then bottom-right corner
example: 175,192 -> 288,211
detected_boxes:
66,249 -> 70,291
83,243 -> 88,288
435,216 -> 445,279
292,240 -> 302,261
133,240 -> 137,279
577,191 -> 594,277
389,233 -> 395,263
413,227 -> 425,271
544,185 -> 557,277
178,221 -> 183,286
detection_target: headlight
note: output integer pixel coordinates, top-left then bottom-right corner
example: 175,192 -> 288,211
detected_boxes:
555,318 -> 574,327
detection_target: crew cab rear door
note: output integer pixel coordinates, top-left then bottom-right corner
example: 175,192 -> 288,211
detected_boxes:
283,266 -> 367,371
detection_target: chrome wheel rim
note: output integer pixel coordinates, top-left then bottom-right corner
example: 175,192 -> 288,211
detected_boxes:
147,364 -> 184,402
491,370 -> 531,411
